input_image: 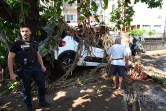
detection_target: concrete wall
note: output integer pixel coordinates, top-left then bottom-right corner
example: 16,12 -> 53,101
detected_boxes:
143,41 -> 166,51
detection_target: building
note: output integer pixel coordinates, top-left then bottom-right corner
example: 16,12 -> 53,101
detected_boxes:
90,0 -> 105,25
62,0 -> 107,26
63,1 -> 77,26
47,0 -> 113,26
123,1 -> 166,37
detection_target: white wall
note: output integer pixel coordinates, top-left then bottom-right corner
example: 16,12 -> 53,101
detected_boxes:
131,1 -> 166,34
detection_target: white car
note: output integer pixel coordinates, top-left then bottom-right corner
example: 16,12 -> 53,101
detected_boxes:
53,35 -> 106,73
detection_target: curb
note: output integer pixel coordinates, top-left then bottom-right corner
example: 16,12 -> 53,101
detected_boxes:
139,49 -> 166,57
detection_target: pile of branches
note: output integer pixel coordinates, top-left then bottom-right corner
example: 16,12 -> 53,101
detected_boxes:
127,63 -> 147,81
39,17 -> 114,79
46,63 -> 110,92
39,17 -> 113,55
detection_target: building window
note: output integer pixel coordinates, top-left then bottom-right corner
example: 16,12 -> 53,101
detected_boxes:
73,15 -> 76,21
100,10 -> 103,14
67,15 -> 70,21
142,25 -> 150,27
64,14 -> 77,22
70,15 -> 73,20
142,25 -> 151,30
98,4 -> 102,9
77,0 -> 80,3
49,1 -> 54,7
154,25 -> 161,27
154,25 -> 161,32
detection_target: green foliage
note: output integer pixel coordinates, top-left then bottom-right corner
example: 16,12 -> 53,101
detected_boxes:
139,28 -> 146,35
100,21 -> 106,24
40,0 -> 64,26
134,0 -> 162,8
110,0 -> 162,30
0,0 -> 26,68
6,0 -> 30,24
162,79 -> 166,87
103,0 -> 108,10
91,1 -> 98,12
110,0 -> 135,30
7,81 -> 21,89
91,1 -> 99,23
68,0 -> 76,4
129,28 -> 146,36
7,0 -> 29,15
148,29 -> 156,37
77,2 -> 92,21
0,18 -> 20,68
94,15 -> 100,23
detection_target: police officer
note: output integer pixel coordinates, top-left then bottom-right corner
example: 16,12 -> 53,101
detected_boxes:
8,26 -> 51,111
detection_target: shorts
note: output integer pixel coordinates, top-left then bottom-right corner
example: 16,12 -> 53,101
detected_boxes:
110,65 -> 125,77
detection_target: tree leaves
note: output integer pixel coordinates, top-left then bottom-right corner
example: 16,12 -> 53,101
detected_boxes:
148,30 -> 156,37
68,0 -> 76,4
77,1 -> 92,19
135,0 -> 162,8
103,0 -> 108,10
129,29 -> 146,36
91,1 -> 98,12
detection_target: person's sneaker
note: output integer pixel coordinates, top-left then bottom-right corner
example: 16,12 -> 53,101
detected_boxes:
39,101 -> 51,108
110,84 -> 116,89
27,105 -> 35,111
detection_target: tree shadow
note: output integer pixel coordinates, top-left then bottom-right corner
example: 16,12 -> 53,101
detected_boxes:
1,82 -> 126,111
140,54 -> 163,69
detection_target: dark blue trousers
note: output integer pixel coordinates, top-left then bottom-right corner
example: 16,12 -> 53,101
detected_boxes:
21,64 -> 45,106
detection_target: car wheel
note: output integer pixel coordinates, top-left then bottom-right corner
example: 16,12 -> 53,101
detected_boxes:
59,55 -> 75,73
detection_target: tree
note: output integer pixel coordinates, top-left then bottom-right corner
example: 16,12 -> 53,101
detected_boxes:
110,0 -> 162,30
129,28 -> 146,37
148,30 -> 156,38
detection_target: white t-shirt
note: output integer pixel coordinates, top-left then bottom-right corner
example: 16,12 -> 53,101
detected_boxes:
125,43 -> 131,56
107,44 -> 127,66
126,47 -> 131,56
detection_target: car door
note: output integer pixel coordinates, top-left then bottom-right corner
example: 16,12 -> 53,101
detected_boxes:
77,39 -> 106,66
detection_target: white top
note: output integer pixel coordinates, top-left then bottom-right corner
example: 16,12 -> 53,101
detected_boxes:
125,43 -> 131,56
107,44 -> 127,66
126,47 -> 131,56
